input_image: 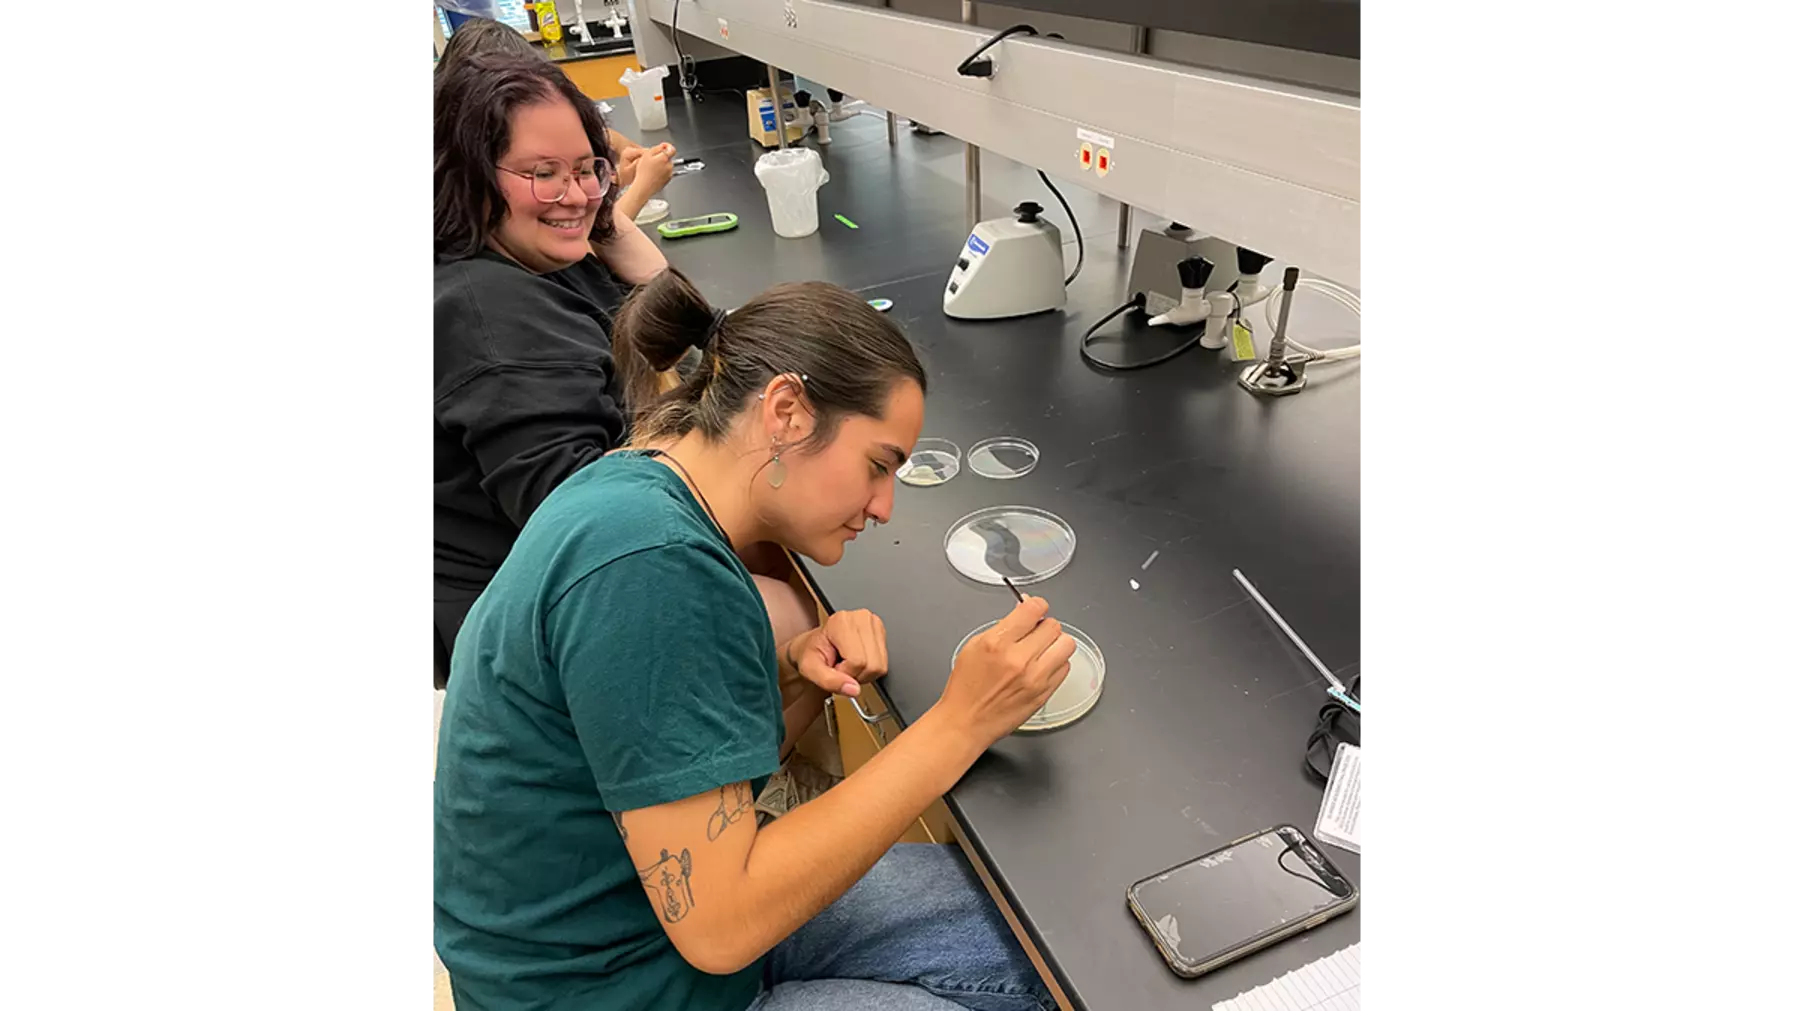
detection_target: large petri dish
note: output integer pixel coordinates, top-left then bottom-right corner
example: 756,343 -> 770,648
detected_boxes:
953,620 -> 1106,731
897,438 -> 961,487
944,506 -> 1076,586
966,436 -> 1040,479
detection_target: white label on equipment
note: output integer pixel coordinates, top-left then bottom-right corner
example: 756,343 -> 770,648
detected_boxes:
717,18 -> 728,39
1314,743 -> 1360,854
1076,127 -> 1116,150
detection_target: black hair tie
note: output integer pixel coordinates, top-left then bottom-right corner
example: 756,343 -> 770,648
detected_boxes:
698,308 -> 728,351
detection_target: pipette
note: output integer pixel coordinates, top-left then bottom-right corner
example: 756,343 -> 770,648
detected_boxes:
1232,569 -> 1360,712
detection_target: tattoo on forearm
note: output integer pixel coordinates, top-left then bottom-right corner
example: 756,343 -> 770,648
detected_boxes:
705,782 -> 754,841
637,847 -> 695,923
611,811 -> 628,841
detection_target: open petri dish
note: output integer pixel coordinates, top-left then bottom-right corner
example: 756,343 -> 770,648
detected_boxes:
943,505 -> 1076,586
966,436 -> 1040,479
897,438 -> 962,487
633,198 -> 670,224
954,620 -> 1106,731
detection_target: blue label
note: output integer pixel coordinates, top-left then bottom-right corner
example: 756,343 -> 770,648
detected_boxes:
966,234 -> 990,256
760,101 -> 778,131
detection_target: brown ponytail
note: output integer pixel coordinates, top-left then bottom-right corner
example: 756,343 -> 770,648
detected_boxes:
611,267 -> 927,448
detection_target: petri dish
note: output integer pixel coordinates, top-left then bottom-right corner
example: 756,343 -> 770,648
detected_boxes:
898,438 -> 962,487
634,198 -> 670,224
966,436 -> 1040,479
953,620 -> 1106,731
943,505 -> 1076,586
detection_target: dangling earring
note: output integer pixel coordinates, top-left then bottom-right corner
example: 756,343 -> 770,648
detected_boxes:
768,439 -> 787,489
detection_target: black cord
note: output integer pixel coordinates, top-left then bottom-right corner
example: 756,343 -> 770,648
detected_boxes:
1078,294 -> 1214,371
1077,297 -> 1145,369
1303,674 -> 1361,785
956,24 -> 1038,77
1036,170 -> 1082,286
1276,846 -> 1330,891
957,26 -> 1079,288
672,0 -> 700,101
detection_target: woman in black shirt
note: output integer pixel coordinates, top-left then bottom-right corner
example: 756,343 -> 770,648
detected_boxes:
436,53 -> 808,685
435,16 -> 678,224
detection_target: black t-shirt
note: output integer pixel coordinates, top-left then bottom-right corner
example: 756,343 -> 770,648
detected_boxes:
433,250 -> 630,650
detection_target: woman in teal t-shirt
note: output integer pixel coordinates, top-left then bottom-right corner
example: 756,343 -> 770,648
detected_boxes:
436,267 -> 1078,1011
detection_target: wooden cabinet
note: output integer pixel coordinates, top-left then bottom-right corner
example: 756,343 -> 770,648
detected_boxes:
777,550 -> 953,845
782,560 -> 1069,1005
828,691 -> 953,845
556,53 -> 641,101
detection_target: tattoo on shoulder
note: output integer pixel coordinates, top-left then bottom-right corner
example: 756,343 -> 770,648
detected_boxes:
611,811 -> 628,841
705,782 -> 755,842
637,847 -> 696,923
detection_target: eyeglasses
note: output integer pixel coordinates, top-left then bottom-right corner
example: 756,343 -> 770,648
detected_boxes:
498,158 -> 614,204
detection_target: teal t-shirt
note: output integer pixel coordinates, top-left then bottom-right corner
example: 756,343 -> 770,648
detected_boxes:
435,452 -> 784,1011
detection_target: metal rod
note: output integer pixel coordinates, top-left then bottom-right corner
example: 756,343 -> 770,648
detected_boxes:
884,0 -> 898,146
766,63 -> 787,149
962,1 -> 980,229
1232,568 -> 1349,697
966,142 -> 981,227
1116,25 -> 1146,249
1267,266 -> 1300,364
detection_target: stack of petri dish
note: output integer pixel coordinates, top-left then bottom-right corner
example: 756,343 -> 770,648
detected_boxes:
898,432 -> 1105,732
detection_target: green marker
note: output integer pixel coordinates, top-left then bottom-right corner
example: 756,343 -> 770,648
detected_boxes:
834,214 -> 859,229
658,212 -> 739,239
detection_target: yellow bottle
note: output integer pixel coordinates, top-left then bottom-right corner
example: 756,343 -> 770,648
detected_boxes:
536,1 -> 563,43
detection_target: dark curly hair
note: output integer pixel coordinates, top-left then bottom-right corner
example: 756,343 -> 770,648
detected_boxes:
434,50 -> 618,261
435,16 -> 539,78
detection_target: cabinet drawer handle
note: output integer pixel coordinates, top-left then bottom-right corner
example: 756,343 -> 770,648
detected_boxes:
850,694 -> 896,726
849,694 -> 896,747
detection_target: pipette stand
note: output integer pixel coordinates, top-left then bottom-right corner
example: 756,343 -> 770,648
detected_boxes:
1240,265 -> 1310,397
1240,354 -> 1310,396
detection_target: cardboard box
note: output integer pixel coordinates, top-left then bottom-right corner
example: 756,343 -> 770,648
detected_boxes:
746,85 -> 806,148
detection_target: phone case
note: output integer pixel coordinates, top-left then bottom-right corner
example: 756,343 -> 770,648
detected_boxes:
1125,825 -> 1358,979
657,213 -> 739,239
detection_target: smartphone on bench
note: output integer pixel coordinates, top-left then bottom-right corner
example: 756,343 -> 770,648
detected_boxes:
657,212 -> 739,239
1126,824 -> 1357,979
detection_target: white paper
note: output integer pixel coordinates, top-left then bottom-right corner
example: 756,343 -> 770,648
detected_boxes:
1214,944 -> 1359,1011
1076,126 -> 1116,149
1314,743 -> 1360,854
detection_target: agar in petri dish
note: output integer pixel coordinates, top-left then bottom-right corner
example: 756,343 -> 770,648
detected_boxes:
966,436 -> 1040,479
897,438 -> 962,487
943,505 -> 1076,585
954,620 -> 1106,731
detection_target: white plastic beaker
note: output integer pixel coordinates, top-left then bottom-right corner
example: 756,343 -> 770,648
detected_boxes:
619,65 -> 670,131
754,148 -> 830,239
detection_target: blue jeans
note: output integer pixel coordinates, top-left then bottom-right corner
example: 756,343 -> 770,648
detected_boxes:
746,844 -> 1056,1011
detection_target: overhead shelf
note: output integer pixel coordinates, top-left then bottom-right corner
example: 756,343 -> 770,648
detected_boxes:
629,0 -> 1359,287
